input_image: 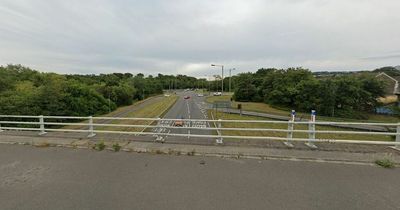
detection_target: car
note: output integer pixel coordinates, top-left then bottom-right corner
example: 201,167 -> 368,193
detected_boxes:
213,92 -> 222,96
184,95 -> 190,99
174,120 -> 183,127
197,94 -> 204,97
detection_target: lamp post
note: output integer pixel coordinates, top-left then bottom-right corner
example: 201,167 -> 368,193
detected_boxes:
228,68 -> 236,93
211,64 -> 224,95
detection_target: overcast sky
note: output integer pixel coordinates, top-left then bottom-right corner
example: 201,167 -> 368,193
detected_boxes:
0,0 -> 399,76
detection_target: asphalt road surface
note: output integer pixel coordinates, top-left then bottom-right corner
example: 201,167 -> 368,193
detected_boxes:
154,91 -> 212,142
1,144 -> 399,210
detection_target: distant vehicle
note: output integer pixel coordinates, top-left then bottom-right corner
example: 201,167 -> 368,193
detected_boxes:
174,119 -> 183,127
197,94 -> 204,97
184,95 -> 191,99
213,92 -> 222,96
164,94 -> 170,97
174,117 -> 184,127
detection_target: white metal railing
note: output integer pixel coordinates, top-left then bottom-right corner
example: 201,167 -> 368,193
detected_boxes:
0,114 -> 399,149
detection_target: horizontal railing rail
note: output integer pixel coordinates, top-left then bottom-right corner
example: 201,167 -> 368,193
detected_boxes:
0,115 -> 398,126
0,114 -> 399,149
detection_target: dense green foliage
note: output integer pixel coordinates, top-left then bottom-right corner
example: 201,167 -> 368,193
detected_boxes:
373,66 -> 400,77
0,64 -> 199,116
233,68 -> 386,118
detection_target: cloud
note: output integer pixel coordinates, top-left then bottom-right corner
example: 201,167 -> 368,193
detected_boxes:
0,0 -> 399,76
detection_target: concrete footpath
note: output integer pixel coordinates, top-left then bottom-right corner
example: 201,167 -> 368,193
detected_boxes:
1,131 -> 399,166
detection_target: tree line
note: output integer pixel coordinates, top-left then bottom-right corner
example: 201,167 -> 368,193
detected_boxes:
0,64 -> 199,116
233,68 -> 386,119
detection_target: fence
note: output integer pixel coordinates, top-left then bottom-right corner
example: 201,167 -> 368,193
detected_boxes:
0,114 -> 399,149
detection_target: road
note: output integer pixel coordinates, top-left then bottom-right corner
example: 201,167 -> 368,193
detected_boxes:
0,144 -> 399,210
153,91 -> 212,142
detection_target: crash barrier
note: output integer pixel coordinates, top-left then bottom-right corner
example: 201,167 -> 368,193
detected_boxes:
0,111 -> 399,149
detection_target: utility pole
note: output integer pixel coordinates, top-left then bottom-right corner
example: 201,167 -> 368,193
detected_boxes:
228,68 -> 236,93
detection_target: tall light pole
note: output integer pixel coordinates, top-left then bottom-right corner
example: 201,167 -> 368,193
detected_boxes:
211,64 -> 224,95
228,68 -> 236,93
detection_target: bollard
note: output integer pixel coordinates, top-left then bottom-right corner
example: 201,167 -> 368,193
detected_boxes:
38,115 -> 47,135
284,110 -> 295,148
305,110 -> 317,149
216,119 -> 223,144
87,116 -> 96,138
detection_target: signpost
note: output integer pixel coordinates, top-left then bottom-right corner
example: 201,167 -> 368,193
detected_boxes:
213,101 -> 231,118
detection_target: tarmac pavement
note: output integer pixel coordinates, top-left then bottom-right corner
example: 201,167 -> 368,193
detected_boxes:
0,144 -> 399,210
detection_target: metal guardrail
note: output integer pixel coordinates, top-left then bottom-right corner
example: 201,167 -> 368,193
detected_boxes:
0,114 -> 399,149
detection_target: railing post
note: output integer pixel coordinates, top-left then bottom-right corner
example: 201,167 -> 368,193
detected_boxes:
187,119 -> 191,140
216,119 -> 223,144
87,116 -> 96,138
155,118 -> 164,142
395,124 -> 400,150
38,115 -> 47,135
305,110 -> 317,149
0,122 -> 3,132
284,110 -> 295,148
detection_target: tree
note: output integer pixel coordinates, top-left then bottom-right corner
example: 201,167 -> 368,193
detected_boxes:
233,73 -> 258,101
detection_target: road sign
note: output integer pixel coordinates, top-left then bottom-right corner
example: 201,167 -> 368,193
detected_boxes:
213,101 -> 231,108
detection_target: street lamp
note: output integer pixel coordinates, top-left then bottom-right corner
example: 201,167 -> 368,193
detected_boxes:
228,68 -> 236,93
211,64 -> 224,95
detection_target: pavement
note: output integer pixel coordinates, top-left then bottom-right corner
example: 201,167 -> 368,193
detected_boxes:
1,131 -> 400,165
0,144 -> 400,210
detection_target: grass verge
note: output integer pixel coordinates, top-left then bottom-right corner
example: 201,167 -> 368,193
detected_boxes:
206,96 -> 399,123
208,110 -> 393,142
98,95 -> 178,132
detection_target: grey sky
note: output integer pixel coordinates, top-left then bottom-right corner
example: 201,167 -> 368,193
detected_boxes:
0,0 -> 399,76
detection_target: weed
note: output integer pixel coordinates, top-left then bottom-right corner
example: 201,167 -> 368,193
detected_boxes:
168,149 -> 174,155
94,141 -> 106,151
187,149 -> 195,156
35,142 -> 50,148
112,143 -> 121,152
375,159 -> 395,168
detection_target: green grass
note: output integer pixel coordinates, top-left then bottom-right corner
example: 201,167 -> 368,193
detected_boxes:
99,95 -> 178,132
208,110 -> 393,142
206,96 -> 399,123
